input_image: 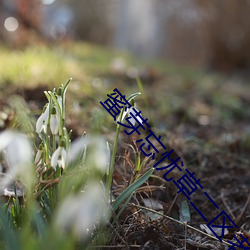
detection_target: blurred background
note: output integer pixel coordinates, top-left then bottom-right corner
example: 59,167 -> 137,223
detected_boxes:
1,0 -> 250,72
1,2 -> 250,249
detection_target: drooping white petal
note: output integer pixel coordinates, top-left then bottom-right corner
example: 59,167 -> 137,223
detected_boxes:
54,182 -> 109,240
36,113 -> 44,133
93,138 -> 110,173
51,146 -> 67,169
121,107 -> 130,121
41,121 -> 48,133
57,96 -> 63,112
50,113 -> 59,135
0,130 -> 33,190
5,133 -> 32,171
36,104 -> 50,133
129,107 -> 143,125
67,136 -> 88,163
51,146 -> 61,168
58,148 -> 67,169
0,130 -> 14,151
118,105 -> 143,126
67,136 -> 110,173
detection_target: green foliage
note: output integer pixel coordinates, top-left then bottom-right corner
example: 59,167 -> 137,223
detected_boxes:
0,80 -> 153,249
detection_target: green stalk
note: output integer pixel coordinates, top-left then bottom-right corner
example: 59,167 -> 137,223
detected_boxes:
45,96 -> 53,164
52,134 -> 56,152
61,78 -> 71,127
106,110 -> 123,197
48,92 -> 63,136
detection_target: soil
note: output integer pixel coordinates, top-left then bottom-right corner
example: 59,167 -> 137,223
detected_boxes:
2,69 -> 250,250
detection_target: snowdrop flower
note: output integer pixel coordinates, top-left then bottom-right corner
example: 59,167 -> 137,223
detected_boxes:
67,135 -> 110,173
51,143 -> 67,169
54,182 -> 109,240
50,106 -> 60,135
0,130 -> 33,190
92,137 -> 110,172
36,103 -> 50,133
121,105 -> 143,126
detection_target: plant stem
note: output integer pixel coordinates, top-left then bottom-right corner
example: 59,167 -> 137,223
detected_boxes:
106,114 -> 123,198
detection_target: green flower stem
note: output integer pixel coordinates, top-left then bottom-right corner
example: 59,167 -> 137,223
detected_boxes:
61,78 -> 71,127
106,110 -> 123,197
52,134 -> 56,152
49,92 -> 63,136
45,97 -> 53,164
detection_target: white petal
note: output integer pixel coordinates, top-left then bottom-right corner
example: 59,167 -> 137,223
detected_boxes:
5,133 -> 32,170
50,114 -> 59,135
93,138 -> 110,173
42,122 -> 48,133
58,148 -> 67,169
68,136 -> 110,173
0,131 -> 33,190
129,107 -> 143,125
36,113 -> 45,133
0,130 -> 14,151
67,136 -> 89,163
51,146 -> 61,168
55,182 -> 109,240
121,107 -> 130,121
44,103 -> 50,118
57,96 -> 63,112
36,104 -> 50,133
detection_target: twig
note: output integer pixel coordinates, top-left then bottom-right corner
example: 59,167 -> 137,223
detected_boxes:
184,221 -> 187,250
235,192 -> 250,225
166,193 -> 179,215
89,244 -> 141,248
129,203 -> 232,247
221,189 -> 236,220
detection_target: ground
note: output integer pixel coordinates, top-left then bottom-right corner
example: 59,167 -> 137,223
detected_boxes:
0,42 -> 250,249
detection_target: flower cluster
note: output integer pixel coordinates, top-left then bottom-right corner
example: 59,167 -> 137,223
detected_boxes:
34,80 -> 111,240
34,80 -> 72,193
34,79 -> 110,191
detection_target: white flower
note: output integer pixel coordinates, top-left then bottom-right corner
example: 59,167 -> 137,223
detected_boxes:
92,138 -> 110,172
54,182 -> 109,240
67,135 -> 110,173
51,145 -> 67,169
121,105 -> 143,126
0,130 -> 33,190
36,104 -> 50,134
57,95 -> 63,112
50,106 -> 60,135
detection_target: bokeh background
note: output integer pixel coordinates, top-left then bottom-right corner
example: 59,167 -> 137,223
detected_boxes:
1,1 -> 250,248
2,0 -> 250,72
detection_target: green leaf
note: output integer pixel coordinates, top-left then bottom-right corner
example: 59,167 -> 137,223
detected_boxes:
126,91 -> 141,103
116,91 -> 141,122
112,192 -> 133,224
0,207 -> 21,250
112,168 -> 154,211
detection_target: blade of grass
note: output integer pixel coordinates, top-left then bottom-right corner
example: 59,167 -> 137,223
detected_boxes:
0,208 -> 21,250
112,192 -> 133,225
112,167 -> 154,211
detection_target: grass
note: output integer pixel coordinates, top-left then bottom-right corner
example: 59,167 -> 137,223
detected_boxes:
0,42 -> 132,87
0,41 -> 250,249
0,78 -> 155,249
